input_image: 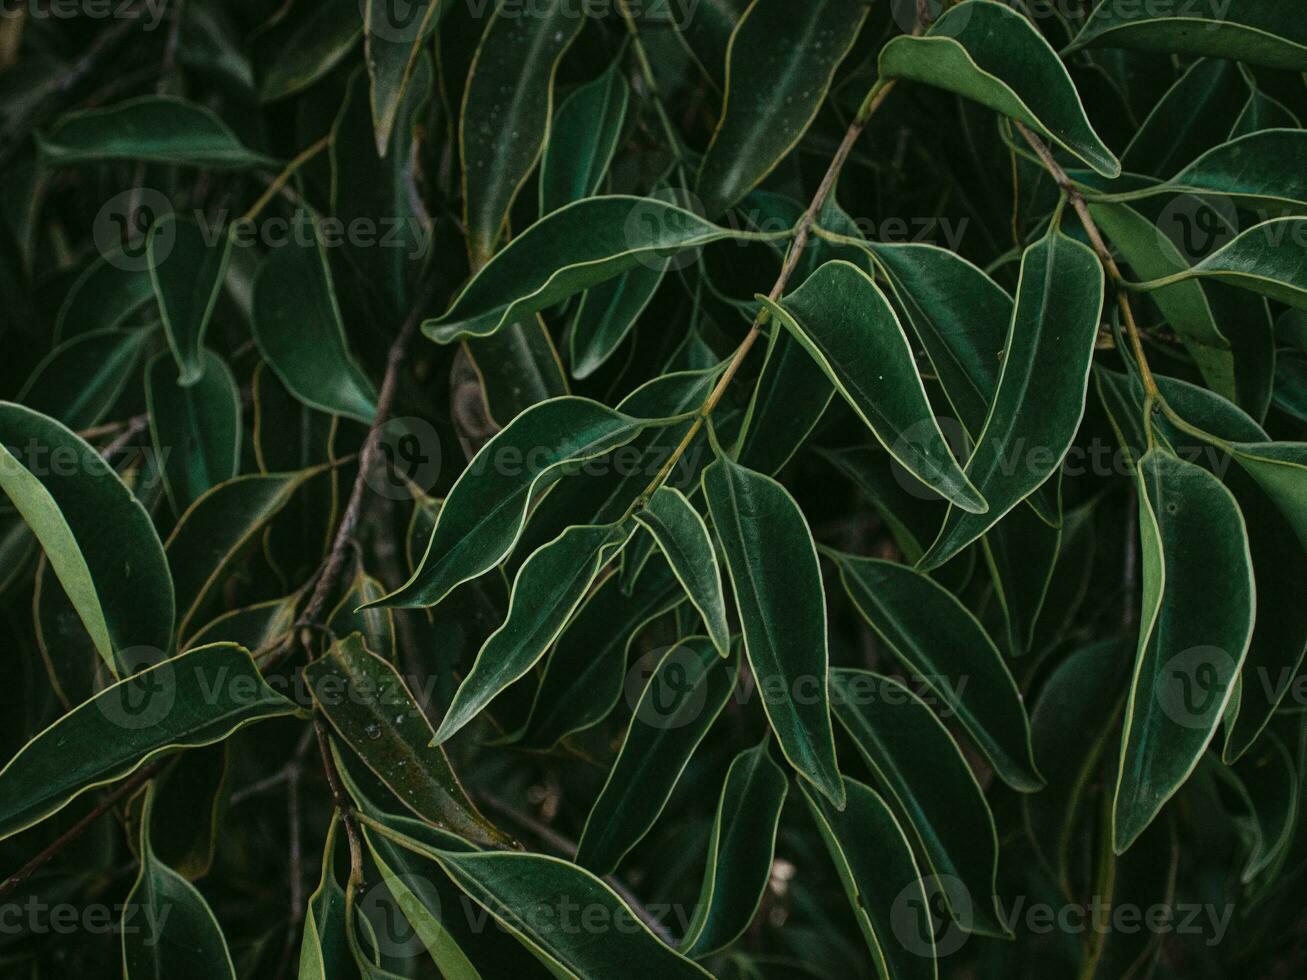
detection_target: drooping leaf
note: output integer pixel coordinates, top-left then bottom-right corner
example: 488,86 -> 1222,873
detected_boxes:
540,54 -> 630,215
298,818 -> 356,980
695,0 -> 870,217
1114,449 -> 1254,853
1119,58 -> 1248,179
0,402 -> 174,674
733,327 -> 833,476
363,0 -> 441,154
304,633 -> 510,846
1124,129 -> 1307,212
252,0 -> 362,103
983,502 -> 1062,656
0,643 -> 297,840
148,743 -> 229,880
17,327 -> 152,431
147,215 -> 235,384
569,261 -> 669,381
703,452 -> 844,807
759,260 -> 987,514
880,0 -> 1121,177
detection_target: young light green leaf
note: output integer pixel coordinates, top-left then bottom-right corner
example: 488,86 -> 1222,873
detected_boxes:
0,643 -> 297,841
681,739 -> 788,958
425,196 -> 751,343
304,633 -> 510,847
252,228 -> 378,423
703,453 -> 844,807
433,522 -> 633,744
145,350 -> 242,516
461,0 -> 584,260
797,777 -> 938,980
634,487 -> 730,656
879,0 -> 1120,177
148,215 -> 235,385
827,552 -> 1042,792
1114,449 -> 1255,854
696,0 -> 870,217
540,54 -> 630,214
577,637 -> 738,873
832,669 -> 1008,938
0,402 -> 174,674
920,228 -> 1105,569
1066,0 -> 1307,71
374,398 -> 657,609
759,260 -> 987,514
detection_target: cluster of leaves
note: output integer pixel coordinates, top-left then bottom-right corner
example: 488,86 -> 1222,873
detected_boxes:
2,0 -> 1307,977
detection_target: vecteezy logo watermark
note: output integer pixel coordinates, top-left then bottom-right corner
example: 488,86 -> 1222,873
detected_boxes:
891,873 -> 973,958
0,896 -> 169,940
361,0 -> 429,42
359,877 -> 430,958
0,0 -> 169,30
624,190 -> 708,272
96,646 -> 174,730
1156,193 -> 1239,263
93,188 -> 176,272
1156,645 -> 1236,730
364,417 -> 442,500
624,645 -> 710,730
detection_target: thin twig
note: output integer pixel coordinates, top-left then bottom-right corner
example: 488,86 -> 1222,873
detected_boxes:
314,718 -> 364,886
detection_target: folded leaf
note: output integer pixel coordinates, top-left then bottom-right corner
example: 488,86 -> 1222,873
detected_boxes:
148,215 -> 235,384
827,551 -> 1042,792
0,402 -> 174,674
920,229 -> 1104,569
703,453 -> 844,807
696,0 -> 870,217
880,0 -> 1120,177
1114,449 -> 1254,853
759,260 -> 986,514
0,643 -> 297,840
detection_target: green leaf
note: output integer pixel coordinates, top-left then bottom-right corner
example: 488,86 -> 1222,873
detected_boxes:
166,472 -> 316,643
148,743 -> 228,880
733,327 -> 833,476
39,96 -> 268,168
577,638 -> 738,873
55,254 -> 154,339
634,487 -> 730,656
920,228 -> 1105,569
375,398 -> 657,609
983,502 -> 1061,656
1230,442 -> 1307,551
148,215 -> 235,385
815,445 -> 944,563
1132,218 -> 1307,310
1066,0 -> 1307,71
366,822 -> 714,978
123,785 -> 237,980
17,327 -> 151,431
0,402 -> 174,674
569,262 -> 668,380
299,818 -> 355,980
879,0 -> 1120,177
703,452 -> 844,807
145,350 -> 242,516
695,0 -> 870,217
252,228 -> 379,424
540,54 -> 630,214
0,643 -> 297,841
827,551 -> 1042,792
832,669 -> 1008,938
670,0 -> 748,89
759,260 -> 986,514
681,739 -> 788,957
434,521 -> 633,744
425,196 -> 752,343
363,0 -> 441,154
1114,449 -> 1254,853
466,318 -> 571,426
252,0 -> 362,103
798,776 -> 937,980
461,0 -> 584,260
304,633 -> 510,846
1119,58 -> 1248,180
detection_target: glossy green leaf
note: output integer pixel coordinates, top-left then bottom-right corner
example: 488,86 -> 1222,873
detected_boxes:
434,521 -> 633,744
299,818 -> 356,980
39,96 -> 267,168
681,739 -> 787,957
252,229 -> 378,424
634,487 -> 730,656
733,327 -> 833,476
827,551 -> 1042,792
703,452 -> 844,807
670,0 -> 748,88
1230,442 -> 1307,551
123,785 -> 237,980
798,776 -> 937,980
148,743 -> 228,880
375,398 -> 657,609
983,502 -> 1062,656
305,633 -> 510,846
17,327 -> 151,431
832,668 -> 1007,938
759,260 -> 986,514
425,196 -> 752,343
920,229 -> 1105,569
55,254 -> 154,339
363,0 -> 440,154
1119,58 -> 1248,180
147,215 -> 235,385
1114,449 -> 1254,853
569,261 -> 668,380
252,0 -> 362,103
880,0 -> 1120,177
1124,130 -> 1307,212
0,643 -> 297,840
540,55 -> 630,214
1067,0 -> 1307,71
695,0 -> 869,217
145,350 -> 241,516
577,637 -> 738,873
0,402 -> 174,674
461,0 -> 584,260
